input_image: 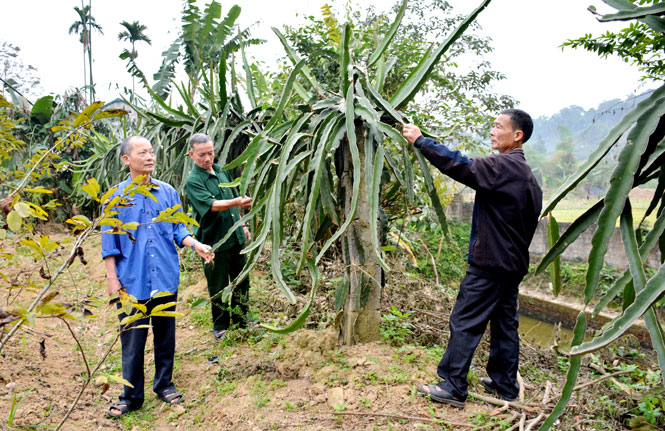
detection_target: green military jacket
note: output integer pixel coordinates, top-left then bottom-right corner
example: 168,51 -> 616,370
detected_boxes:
185,164 -> 247,251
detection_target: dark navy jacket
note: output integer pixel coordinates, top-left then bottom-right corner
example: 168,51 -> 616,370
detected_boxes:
415,136 -> 542,277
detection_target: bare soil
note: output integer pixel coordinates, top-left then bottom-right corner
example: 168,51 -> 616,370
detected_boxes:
0,233 -> 658,430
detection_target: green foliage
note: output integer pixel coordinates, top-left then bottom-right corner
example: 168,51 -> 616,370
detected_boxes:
107,1 -> 265,199
281,0 -> 514,154
6,387 -> 34,428
118,20 -> 152,98
547,214 -> 562,296
68,5 -> 104,103
0,94 -> 27,189
638,396 -> 664,424
528,261 -> 624,301
380,305 -> 413,346
125,0 -> 262,101
526,97 -> 658,196
538,4 -> 665,429
118,20 -> 152,60
563,5 -> 665,81
219,2 -> 492,344
469,411 -> 511,429
332,402 -> 348,412
404,219 -> 470,283
0,98 -> 199,430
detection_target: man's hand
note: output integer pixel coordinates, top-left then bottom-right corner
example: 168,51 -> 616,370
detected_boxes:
107,276 -> 123,296
194,242 -> 214,264
402,124 -> 422,145
243,225 -> 251,241
236,196 -> 252,209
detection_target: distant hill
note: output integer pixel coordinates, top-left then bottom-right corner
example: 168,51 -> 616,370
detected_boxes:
530,91 -> 652,160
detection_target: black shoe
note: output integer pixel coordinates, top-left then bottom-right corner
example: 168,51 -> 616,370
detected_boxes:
416,383 -> 465,407
480,378 -> 517,402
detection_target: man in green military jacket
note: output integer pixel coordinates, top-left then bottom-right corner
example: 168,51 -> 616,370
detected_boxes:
185,133 -> 253,340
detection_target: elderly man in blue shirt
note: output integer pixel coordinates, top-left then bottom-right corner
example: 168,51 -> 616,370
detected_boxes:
101,135 -> 213,418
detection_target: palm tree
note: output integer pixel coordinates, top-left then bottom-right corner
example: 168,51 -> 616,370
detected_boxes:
118,20 -> 152,97
68,4 -> 103,103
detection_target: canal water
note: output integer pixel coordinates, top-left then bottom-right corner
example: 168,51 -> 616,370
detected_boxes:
518,313 -> 575,349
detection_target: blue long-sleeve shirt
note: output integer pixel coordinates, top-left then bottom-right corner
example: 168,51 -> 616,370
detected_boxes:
101,177 -> 192,300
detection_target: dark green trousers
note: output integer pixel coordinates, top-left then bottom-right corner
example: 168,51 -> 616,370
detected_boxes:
203,243 -> 250,331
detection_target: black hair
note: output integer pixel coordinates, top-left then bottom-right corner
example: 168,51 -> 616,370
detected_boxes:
500,109 -> 533,143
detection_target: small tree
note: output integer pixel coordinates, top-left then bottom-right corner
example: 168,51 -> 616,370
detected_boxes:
68,4 -> 103,104
118,20 -> 152,97
0,95 -> 199,430
215,0 -> 492,344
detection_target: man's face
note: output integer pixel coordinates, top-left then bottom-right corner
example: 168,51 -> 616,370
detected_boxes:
189,141 -> 215,171
490,114 -> 522,154
122,138 -> 155,177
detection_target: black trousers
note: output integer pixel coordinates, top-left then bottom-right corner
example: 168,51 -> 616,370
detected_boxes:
436,270 -> 521,401
116,293 -> 177,408
203,243 -> 250,331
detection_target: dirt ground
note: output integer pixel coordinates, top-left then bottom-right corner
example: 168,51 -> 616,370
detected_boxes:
0,231 -> 658,430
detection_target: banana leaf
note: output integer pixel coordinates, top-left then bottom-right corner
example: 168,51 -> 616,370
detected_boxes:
152,37 -> 182,100
600,0 -> 665,37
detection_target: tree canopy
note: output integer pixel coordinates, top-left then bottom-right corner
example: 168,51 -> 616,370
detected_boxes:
563,0 -> 665,81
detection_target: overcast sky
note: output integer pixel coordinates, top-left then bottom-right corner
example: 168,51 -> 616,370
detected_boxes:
0,0 -> 656,118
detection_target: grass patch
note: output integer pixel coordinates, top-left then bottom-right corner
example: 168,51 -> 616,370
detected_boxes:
551,198 -> 657,227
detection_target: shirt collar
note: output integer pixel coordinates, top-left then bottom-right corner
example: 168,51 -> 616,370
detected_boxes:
193,163 -> 220,178
121,175 -> 162,191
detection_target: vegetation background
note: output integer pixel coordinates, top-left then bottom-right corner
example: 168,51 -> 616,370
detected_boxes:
1,0 -> 664,430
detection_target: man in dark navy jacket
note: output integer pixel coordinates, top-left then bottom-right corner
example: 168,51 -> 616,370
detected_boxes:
403,109 -> 542,407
